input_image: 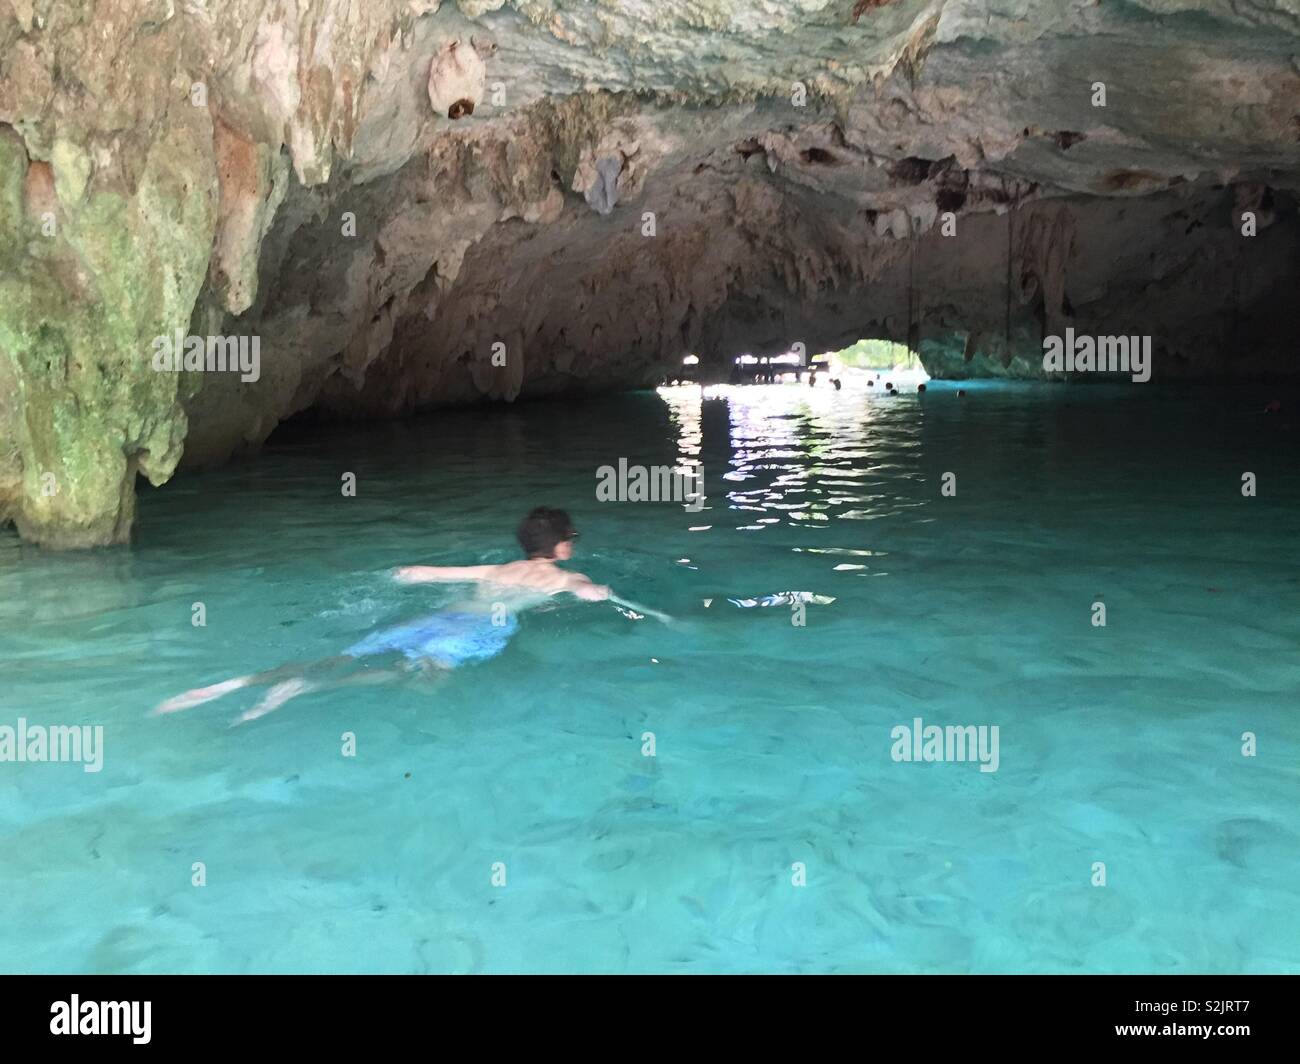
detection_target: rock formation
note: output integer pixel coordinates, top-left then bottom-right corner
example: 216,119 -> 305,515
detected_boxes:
1,0 -> 1297,545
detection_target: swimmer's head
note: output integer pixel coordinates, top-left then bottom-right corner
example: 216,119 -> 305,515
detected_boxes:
518,507 -> 578,560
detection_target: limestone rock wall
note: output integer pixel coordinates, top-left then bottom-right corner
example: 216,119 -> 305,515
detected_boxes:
1,0 -> 1298,544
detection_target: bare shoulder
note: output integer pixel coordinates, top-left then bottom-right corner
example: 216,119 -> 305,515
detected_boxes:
486,560 -> 528,578
565,571 -> 610,600
480,560 -> 565,590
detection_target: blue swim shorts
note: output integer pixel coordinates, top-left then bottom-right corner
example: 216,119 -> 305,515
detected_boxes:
344,611 -> 518,666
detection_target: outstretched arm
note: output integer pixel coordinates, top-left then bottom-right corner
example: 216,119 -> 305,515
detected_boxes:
393,564 -> 497,584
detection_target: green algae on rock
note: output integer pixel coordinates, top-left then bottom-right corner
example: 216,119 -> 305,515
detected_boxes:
1,0 -> 1298,546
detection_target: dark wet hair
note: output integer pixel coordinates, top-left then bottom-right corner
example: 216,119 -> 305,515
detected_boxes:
517,507 -> 576,558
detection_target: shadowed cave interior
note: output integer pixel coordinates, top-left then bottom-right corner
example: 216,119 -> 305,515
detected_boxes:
1,0 -> 1298,546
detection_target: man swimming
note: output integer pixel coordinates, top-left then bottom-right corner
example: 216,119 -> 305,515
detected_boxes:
154,507 -> 611,724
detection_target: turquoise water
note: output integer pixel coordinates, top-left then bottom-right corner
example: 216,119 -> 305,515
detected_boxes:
2,380 -> 1298,973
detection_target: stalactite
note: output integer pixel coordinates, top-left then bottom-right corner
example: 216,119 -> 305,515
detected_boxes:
907,225 -> 918,354
1004,208 -> 1014,350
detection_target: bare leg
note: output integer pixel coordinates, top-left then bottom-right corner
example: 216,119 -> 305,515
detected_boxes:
230,658 -> 445,726
153,655 -> 357,716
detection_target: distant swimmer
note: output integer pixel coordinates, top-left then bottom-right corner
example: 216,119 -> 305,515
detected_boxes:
153,508 -> 614,724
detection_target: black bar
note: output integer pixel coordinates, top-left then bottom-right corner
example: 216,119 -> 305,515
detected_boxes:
0,974 -> 1290,1051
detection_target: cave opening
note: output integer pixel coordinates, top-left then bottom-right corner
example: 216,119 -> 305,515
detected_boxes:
664,339 -> 927,391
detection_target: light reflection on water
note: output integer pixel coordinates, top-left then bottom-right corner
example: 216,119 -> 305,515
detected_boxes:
1,380 -> 1298,973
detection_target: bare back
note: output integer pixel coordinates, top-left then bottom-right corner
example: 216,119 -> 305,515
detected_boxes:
467,561 -> 590,613
392,558 -> 608,614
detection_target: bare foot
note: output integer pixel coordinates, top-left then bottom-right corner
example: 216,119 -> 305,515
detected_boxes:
153,677 -> 251,716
